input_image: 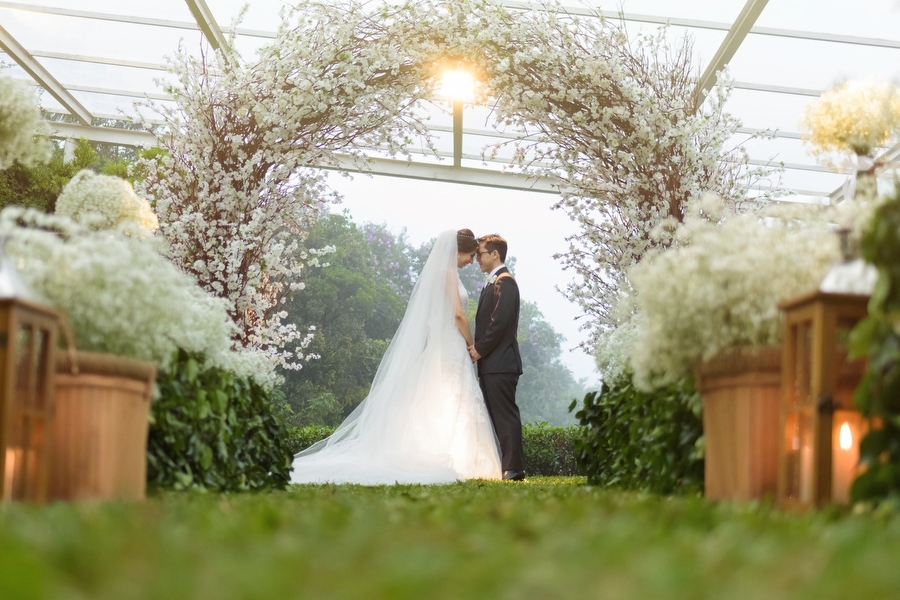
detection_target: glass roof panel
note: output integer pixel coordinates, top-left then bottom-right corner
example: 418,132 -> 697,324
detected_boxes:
756,0 -> 900,40
22,0 -> 194,21
728,34 -> 900,92
738,135 -> 822,168
0,7 -> 206,66
727,88 -> 811,133
38,58 -> 168,98
568,0 -> 748,22
207,0 -> 284,31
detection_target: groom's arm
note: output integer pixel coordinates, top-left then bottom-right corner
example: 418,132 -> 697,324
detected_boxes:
473,277 -> 519,359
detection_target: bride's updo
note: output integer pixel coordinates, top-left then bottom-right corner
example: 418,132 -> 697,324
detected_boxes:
457,228 -> 478,253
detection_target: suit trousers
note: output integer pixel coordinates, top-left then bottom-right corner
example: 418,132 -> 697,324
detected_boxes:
479,373 -> 525,472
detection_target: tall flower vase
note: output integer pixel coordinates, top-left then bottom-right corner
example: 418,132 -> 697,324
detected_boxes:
853,157 -> 877,203
696,346 -> 782,501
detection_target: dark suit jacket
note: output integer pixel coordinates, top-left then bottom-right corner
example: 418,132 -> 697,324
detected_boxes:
474,267 -> 523,376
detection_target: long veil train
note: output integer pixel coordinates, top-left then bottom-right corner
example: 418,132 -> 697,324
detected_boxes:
290,230 -> 501,484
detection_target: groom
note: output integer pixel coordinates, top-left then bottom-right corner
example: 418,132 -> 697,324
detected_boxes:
468,234 -> 525,481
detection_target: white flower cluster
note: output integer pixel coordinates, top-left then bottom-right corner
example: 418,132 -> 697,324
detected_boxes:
800,77 -> 900,161
0,208 -> 280,389
618,195 -> 839,390
0,75 -> 51,170
56,169 -> 159,231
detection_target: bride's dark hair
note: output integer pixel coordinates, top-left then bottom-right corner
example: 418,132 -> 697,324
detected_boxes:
457,228 -> 478,253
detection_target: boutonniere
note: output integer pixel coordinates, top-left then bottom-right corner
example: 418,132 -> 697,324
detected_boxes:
486,275 -> 497,285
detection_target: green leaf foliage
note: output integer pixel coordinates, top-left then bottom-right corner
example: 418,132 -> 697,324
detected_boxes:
849,184 -> 900,503
0,138 -> 138,212
571,375 -> 704,495
279,214 -> 408,426
148,349 -> 293,491
283,424 -> 337,456
522,422 -> 581,476
515,302 -> 587,425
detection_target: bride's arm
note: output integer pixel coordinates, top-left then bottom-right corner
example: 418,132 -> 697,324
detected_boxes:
453,286 -> 475,347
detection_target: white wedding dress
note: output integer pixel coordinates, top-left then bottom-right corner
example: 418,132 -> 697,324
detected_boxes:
290,230 -> 501,484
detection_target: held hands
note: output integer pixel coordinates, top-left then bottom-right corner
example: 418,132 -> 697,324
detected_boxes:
468,345 -> 481,363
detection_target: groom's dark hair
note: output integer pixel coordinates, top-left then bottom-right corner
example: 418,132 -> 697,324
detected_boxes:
478,234 -> 508,263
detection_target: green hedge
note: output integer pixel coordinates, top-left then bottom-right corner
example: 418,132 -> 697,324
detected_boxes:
285,425 -> 336,457
571,376 -> 703,495
523,423 -> 580,476
285,422 -> 581,477
147,350 -> 293,491
849,184 -> 900,503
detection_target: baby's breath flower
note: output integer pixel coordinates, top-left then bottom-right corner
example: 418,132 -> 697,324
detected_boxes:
56,170 -> 159,232
800,78 -> 900,160
624,196 -> 839,390
0,75 -> 51,170
0,208 -> 278,389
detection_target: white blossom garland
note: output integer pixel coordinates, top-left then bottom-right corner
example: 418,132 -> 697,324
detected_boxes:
133,0 -> 760,369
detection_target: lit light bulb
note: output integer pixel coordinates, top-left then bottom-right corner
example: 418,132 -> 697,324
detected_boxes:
839,422 -> 853,451
440,69 -> 475,102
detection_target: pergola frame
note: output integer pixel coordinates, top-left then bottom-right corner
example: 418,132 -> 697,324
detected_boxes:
0,0 -> 896,199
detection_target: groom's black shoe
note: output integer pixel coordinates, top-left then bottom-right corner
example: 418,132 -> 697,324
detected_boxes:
502,470 -> 526,482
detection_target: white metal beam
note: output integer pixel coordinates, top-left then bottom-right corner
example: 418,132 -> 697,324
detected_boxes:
694,0 -> 770,110
183,0 -> 230,55
733,81 -> 822,97
57,84 -> 171,102
47,120 -> 834,198
736,127 -> 803,140
324,156 -> 560,194
0,3 -> 274,39
827,141 -> 900,204
752,25 -> 900,50
46,121 -> 157,147
0,23 -> 93,125
753,186 -> 830,198
499,2 -> 900,50
747,158 -> 848,174
44,121 -> 561,194
28,50 -> 165,72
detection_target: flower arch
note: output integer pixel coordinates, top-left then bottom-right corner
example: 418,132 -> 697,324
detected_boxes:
136,0 -> 755,366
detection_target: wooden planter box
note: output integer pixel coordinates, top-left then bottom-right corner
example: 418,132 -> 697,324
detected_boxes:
696,346 -> 781,501
49,351 -> 156,501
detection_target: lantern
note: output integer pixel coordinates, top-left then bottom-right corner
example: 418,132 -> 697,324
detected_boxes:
777,290 -> 868,508
0,298 -> 59,502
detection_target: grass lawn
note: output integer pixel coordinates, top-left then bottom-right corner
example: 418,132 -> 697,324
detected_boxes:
2,476 -> 900,599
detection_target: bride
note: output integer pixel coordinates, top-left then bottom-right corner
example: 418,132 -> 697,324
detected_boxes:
290,229 -> 502,484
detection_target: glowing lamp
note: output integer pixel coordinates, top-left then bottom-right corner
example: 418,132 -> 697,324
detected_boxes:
0,298 -> 59,503
439,69 -> 476,102
777,290 -> 869,508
